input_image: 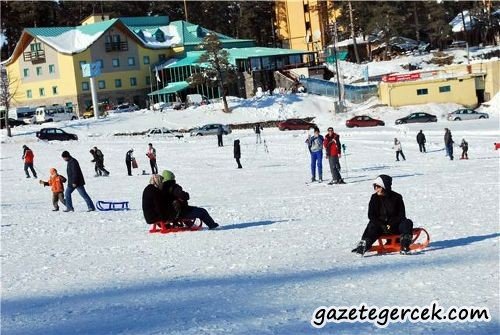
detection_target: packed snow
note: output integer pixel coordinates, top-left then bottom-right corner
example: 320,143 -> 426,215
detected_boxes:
1,92 -> 499,334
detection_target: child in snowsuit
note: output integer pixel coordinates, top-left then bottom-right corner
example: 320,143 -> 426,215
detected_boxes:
39,168 -> 67,211
460,139 -> 469,159
234,139 -> 242,168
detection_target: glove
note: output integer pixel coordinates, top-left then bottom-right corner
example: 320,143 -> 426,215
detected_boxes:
39,180 -> 44,185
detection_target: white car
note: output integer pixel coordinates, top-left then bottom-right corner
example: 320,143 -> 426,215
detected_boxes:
447,109 -> 489,121
190,124 -> 232,136
146,127 -> 184,139
111,103 -> 139,113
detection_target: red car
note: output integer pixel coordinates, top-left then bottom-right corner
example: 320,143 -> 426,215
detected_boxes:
278,119 -> 317,131
346,115 -> 385,128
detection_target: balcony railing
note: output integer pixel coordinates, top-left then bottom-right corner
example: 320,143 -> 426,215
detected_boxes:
23,50 -> 46,63
105,41 -> 128,52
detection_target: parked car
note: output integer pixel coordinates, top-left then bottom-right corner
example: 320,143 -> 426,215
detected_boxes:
146,127 -> 184,139
346,115 -> 385,128
447,109 -> 489,121
278,119 -> 317,131
35,106 -> 78,123
36,127 -> 78,141
110,103 -> 139,113
186,94 -> 210,106
83,103 -> 112,118
395,112 -> 437,125
190,124 -> 232,136
0,118 -> 26,129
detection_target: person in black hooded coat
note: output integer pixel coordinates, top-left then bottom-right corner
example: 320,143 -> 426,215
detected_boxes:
352,174 -> 413,255
234,139 -> 242,168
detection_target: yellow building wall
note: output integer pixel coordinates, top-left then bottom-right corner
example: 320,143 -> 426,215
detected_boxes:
379,76 -> 478,108
275,0 -> 337,51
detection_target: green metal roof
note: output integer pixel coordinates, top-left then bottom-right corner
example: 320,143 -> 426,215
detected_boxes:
148,81 -> 189,95
25,19 -> 118,37
120,16 -> 169,27
159,47 -> 314,69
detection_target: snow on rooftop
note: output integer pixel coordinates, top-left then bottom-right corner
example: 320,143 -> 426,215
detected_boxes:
139,25 -> 181,49
37,29 -> 103,54
450,10 -> 477,33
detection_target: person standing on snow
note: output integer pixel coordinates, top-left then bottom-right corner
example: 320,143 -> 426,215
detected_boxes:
324,127 -> 345,184
416,130 -> 426,153
39,168 -> 67,211
254,123 -> 263,144
444,128 -> 454,160
146,143 -> 158,174
393,138 -> 406,161
94,146 -> 109,176
61,151 -> 95,212
306,127 -> 324,182
125,149 -> 134,176
460,138 -> 469,160
352,175 -> 414,255
217,125 -> 224,147
234,139 -> 242,168
22,145 -> 37,178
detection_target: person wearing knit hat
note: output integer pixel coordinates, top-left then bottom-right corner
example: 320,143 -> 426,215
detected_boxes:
352,174 -> 413,255
61,151 -> 95,212
160,170 -> 219,229
125,149 -> 135,176
142,174 -> 167,224
22,145 -> 37,178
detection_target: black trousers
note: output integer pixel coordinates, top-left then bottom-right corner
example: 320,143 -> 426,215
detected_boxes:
24,163 -> 37,178
418,143 -> 426,153
217,135 -> 223,147
235,158 -> 242,168
182,206 -> 218,229
126,161 -> 132,176
396,150 -> 406,161
361,218 -> 413,249
150,159 -> 158,174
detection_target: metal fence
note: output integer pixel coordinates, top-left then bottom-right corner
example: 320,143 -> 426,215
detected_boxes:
300,77 -> 378,103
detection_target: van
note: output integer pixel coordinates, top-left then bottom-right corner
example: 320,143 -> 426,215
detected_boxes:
186,94 -> 210,106
8,106 -> 36,124
35,105 -> 78,124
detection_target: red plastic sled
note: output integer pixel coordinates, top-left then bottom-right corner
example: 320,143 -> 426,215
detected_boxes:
149,218 -> 203,234
369,227 -> 430,254
495,143 -> 500,150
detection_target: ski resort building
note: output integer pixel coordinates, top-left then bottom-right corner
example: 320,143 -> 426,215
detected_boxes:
2,14 -> 316,115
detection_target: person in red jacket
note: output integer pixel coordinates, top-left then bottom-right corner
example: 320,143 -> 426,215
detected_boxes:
22,145 -> 37,178
323,128 -> 345,184
39,168 -> 67,211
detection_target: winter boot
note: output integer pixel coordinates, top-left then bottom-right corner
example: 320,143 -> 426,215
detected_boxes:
400,234 -> 412,254
311,177 -> 316,182
351,240 -> 367,256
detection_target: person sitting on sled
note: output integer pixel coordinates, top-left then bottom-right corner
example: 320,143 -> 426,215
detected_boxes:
160,170 -> 219,230
142,174 -> 169,225
352,175 -> 413,255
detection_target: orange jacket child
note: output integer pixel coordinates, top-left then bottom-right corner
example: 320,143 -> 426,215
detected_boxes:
39,168 -> 67,211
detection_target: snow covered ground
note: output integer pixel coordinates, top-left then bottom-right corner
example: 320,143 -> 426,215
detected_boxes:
1,93 -> 499,334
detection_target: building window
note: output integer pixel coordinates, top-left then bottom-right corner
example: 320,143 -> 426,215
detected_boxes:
115,79 -> 122,88
82,82 -> 90,91
36,66 -> 42,76
96,59 -> 104,70
128,57 -> 135,66
130,77 -> 137,86
146,76 -> 151,85
143,56 -> 150,65
27,90 -> 32,98
112,34 -> 121,43
158,54 -> 166,62
23,68 -> 29,77
439,85 -> 451,93
39,88 -> 45,96
98,80 -> 106,89
417,88 -> 428,95
49,64 -> 55,74
52,86 -> 58,95
112,58 -> 120,67
79,61 -> 87,71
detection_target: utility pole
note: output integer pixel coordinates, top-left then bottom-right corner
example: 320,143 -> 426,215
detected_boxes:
331,20 -> 343,112
184,0 -> 189,21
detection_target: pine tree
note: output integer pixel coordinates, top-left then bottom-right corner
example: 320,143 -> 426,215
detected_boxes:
188,34 -> 236,113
